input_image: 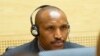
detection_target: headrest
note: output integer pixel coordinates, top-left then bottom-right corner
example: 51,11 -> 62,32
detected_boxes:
39,47 -> 96,56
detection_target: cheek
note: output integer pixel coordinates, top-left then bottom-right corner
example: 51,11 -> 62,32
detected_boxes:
39,30 -> 54,43
62,32 -> 69,40
39,28 -> 53,39
39,32 -> 54,49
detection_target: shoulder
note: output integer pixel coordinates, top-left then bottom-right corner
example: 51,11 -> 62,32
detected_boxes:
3,41 -> 33,56
64,42 -> 85,48
3,38 -> 39,56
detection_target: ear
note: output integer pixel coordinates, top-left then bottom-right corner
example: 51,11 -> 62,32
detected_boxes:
67,24 -> 70,34
68,29 -> 70,34
66,29 -> 70,42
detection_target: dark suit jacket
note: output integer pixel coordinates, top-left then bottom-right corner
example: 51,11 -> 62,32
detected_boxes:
3,38 -> 84,56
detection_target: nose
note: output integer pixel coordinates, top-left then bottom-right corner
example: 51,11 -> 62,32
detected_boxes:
54,29 -> 62,39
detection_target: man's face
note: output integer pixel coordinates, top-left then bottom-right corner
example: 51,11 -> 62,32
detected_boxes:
37,10 -> 69,50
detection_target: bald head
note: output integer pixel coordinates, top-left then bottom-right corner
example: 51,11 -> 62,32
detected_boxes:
32,5 -> 70,50
35,6 -> 68,26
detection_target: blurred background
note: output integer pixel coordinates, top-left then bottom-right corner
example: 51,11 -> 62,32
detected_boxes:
0,0 -> 100,55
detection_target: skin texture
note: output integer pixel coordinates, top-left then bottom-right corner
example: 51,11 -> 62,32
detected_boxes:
35,6 -> 70,50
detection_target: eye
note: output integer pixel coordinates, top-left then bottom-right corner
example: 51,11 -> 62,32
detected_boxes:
46,26 -> 55,31
60,25 -> 70,30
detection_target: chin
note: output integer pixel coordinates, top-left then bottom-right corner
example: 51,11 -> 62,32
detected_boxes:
51,46 -> 64,50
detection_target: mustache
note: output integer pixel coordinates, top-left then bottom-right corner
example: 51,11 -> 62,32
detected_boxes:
51,39 -> 65,44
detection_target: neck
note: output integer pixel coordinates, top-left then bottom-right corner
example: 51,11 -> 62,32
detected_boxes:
38,40 -> 45,51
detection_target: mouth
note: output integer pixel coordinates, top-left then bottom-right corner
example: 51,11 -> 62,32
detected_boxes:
52,40 -> 64,47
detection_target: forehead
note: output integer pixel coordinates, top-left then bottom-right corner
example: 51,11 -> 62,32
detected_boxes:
36,9 -> 68,26
43,20 -> 68,27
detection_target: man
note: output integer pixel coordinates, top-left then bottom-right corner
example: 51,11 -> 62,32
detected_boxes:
3,5 -> 84,56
